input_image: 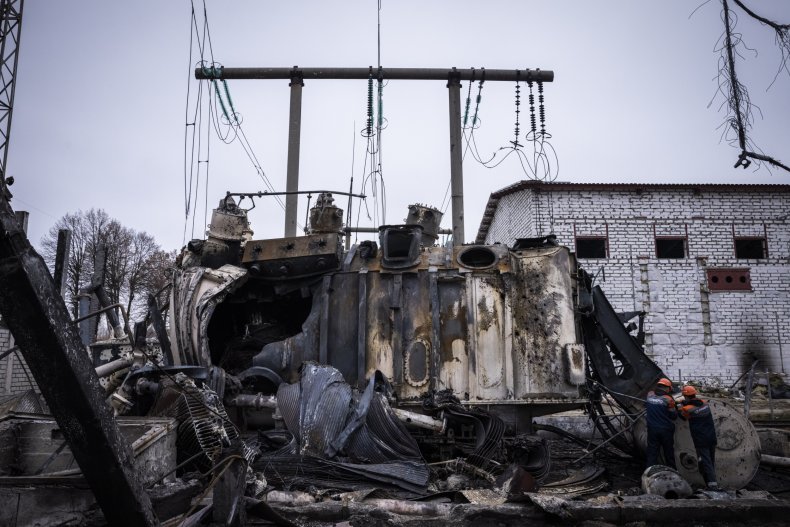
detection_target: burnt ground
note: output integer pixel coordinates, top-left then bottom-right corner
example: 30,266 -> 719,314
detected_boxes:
253,437 -> 790,527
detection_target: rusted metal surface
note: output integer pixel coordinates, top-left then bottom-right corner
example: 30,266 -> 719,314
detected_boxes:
242,233 -> 342,278
243,243 -> 586,408
508,246 -> 582,397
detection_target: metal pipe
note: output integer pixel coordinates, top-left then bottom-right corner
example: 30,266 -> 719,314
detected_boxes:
95,357 -> 133,378
745,361 -> 758,417
761,454 -> 790,468
447,72 -> 464,245
343,226 -> 452,235
226,393 -> 278,409
196,66 -> 554,83
391,408 -> 446,433
227,189 -> 365,199
73,302 -> 133,347
285,72 -> 303,237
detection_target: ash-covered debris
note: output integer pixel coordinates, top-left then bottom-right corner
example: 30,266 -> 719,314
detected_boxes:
255,363 -> 429,495
251,366 -> 559,500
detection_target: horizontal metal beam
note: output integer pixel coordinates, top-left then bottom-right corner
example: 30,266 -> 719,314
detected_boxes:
197,66 -> 553,83
227,189 -> 366,199
344,226 -> 452,235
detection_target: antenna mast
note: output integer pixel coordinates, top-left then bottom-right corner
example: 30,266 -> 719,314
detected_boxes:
0,0 -> 24,191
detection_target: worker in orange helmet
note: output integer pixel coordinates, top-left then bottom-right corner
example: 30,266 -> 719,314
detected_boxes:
680,385 -> 718,489
645,377 -> 677,469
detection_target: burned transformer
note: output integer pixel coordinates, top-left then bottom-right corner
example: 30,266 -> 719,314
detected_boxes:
94,191 -> 758,498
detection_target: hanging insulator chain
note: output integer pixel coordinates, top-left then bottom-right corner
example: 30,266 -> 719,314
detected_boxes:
472,69 -> 485,126
463,68 -> 475,128
511,79 -> 521,148
538,81 -> 546,137
528,81 -> 537,135
366,76 -> 374,137
377,81 -> 384,129
213,80 -> 230,121
222,79 -> 238,122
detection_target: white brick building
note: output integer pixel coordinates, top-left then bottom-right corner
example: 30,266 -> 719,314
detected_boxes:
476,181 -> 790,385
0,319 -> 36,396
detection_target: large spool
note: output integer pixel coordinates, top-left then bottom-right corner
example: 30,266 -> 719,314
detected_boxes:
633,399 -> 760,489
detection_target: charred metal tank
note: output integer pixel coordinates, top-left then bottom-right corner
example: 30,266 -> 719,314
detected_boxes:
140,193 -> 759,490
166,196 -> 587,430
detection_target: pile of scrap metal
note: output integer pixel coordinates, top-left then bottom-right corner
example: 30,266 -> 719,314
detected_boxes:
0,191 -> 774,525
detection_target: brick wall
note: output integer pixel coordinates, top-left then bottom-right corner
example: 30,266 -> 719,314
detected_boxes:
483,185 -> 790,385
0,321 -> 37,395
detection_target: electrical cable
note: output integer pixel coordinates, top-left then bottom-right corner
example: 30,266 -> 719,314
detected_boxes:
463,78 -> 559,182
185,1 -> 298,239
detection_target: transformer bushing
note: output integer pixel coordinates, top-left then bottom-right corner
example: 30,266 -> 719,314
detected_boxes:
309,192 -> 344,234
406,204 -> 443,246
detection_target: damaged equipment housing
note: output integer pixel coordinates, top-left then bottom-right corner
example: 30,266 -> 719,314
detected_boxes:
165,194 -> 587,430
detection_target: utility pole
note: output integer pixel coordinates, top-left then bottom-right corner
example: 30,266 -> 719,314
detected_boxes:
197,66 -> 553,246
447,69 -> 464,244
0,0 -> 23,189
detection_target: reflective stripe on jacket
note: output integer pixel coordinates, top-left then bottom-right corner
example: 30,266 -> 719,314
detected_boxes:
680,398 -> 717,445
646,390 -> 677,430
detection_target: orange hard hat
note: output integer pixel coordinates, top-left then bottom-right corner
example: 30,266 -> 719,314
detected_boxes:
682,385 -> 697,397
657,378 -> 672,388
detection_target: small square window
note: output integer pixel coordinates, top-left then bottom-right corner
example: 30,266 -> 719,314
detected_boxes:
734,237 -> 766,259
575,237 -> 607,259
655,237 -> 686,259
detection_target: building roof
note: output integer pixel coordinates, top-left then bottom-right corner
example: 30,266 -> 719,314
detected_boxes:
475,181 -> 790,244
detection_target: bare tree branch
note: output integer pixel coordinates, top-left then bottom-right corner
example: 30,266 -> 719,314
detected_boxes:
731,0 -> 790,31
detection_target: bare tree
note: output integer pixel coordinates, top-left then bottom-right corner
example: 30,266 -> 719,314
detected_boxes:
41,208 -> 111,318
103,220 -> 134,310
41,209 -> 174,326
124,233 -> 171,322
715,0 -> 790,173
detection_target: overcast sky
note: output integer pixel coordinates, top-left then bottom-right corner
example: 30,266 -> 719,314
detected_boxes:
7,1 -> 790,252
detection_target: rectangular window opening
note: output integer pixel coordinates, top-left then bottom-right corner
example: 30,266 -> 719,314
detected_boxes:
575,237 -> 608,259
734,237 -> 766,259
655,237 -> 686,259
